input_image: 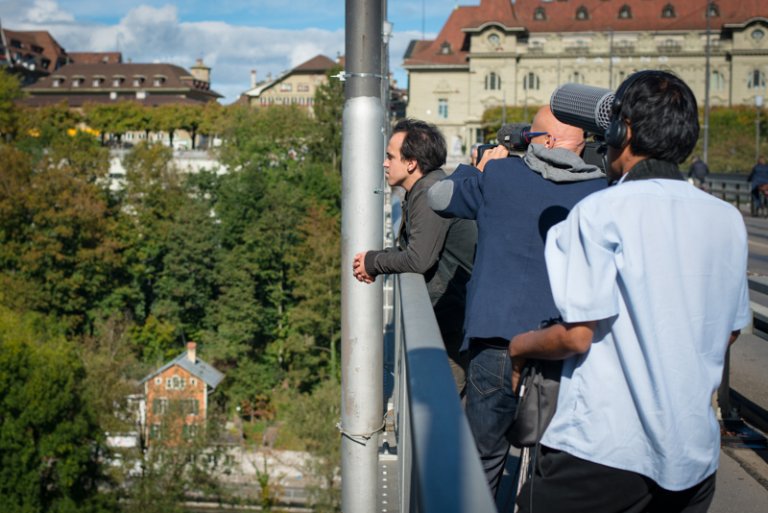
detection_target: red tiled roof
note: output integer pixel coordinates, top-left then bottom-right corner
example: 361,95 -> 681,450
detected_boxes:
516,0 -> 766,33
26,62 -> 221,95
293,54 -> 337,73
68,52 -> 123,65
404,0 -> 767,67
1,28 -> 68,72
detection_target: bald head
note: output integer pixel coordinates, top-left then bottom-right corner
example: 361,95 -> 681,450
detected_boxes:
530,106 -> 585,154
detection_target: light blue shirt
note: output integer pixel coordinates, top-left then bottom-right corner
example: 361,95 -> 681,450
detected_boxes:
542,178 -> 751,491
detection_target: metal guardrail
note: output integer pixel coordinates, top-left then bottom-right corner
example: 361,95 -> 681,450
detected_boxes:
705,175 -> 750,210
392,273 -> 496,513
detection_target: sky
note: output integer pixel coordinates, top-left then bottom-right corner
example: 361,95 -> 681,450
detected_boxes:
0,0 -> 462,103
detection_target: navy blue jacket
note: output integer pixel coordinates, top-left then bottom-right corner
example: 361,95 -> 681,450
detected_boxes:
430,158 -> 606,348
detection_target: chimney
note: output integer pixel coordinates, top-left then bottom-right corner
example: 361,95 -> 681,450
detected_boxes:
190,58 -> 211,84
250,69 -> 257,88
187,341 -> 197,363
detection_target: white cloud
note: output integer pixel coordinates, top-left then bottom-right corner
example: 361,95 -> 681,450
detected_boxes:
23,0 -> 74,24
0,1 -> 437,102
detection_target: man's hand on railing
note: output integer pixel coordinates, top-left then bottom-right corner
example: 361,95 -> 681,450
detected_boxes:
352,251 -> 375,284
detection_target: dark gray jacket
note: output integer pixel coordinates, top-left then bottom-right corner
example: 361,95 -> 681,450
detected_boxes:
365,169 -> 477,324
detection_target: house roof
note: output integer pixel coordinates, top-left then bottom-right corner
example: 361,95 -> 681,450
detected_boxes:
404,0 -> 768,68
1,28 -> 68,73
20,62 -> 222,106
68,51 -> 123,65
141,350 -> 224,390
242,54 -> 337,97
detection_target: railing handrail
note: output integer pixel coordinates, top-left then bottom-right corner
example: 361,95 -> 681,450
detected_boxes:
394,272 -> 496,512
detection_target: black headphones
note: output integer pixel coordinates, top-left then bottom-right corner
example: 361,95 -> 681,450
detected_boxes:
605,70 -> 657,148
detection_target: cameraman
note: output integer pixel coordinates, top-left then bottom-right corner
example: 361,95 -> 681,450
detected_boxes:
428,105 -> 605,497
509,71 -> 749,513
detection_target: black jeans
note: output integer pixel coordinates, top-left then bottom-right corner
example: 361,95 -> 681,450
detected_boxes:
517,446 -> 716,513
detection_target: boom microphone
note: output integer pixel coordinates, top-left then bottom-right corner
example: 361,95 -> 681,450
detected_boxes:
550,83 -> 615,136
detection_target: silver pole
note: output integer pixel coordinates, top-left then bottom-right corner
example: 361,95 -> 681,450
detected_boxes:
703,0 -> 711,164
341,1 -> 385,512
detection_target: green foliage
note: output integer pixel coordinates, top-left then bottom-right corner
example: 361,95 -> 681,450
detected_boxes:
481,104 -> 539,142
278,379 -> 341,512
312,65 -> 344,171
0,68 -> 24,138
0,306 -> 109,513
0,142 -> 119,333
688,106 -> 768,172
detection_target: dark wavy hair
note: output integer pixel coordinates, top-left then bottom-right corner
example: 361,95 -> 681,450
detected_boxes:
616,70 -> 699,164
393,118 -> 447,173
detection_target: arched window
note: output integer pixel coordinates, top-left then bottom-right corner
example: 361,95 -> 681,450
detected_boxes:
534,7 -> 546,21
523,72 -> 540,91
485,72 -> 502,90
708,2 -> 720,17
569,71 -> 585,84
440,42 -> 452,55
661,4 -> 675,18
576,6 -> 589,20
618,5 -> 632,19
711,70 -> 725,92
748,69 -> 766,90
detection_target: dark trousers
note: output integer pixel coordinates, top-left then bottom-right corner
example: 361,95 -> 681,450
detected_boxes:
465,342 -> 517,497
517,446 -> 716,513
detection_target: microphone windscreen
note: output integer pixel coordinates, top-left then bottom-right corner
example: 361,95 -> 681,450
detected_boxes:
550,84 -> 615,135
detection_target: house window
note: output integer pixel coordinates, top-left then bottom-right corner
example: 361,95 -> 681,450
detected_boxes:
92,78 -> 103,87
618,5 -> 632,19
133,77 -> 144,87
534,7 -> 546,21
748,69 -> 766,90
297,83 -> 310,92
280,82 -> 292,92
711,70 -> 725,92
661,4 -> 675,18
155,377 -> 162,385
53,78 -> 63,87
149,424 -> 162,440
152,398 -> 169,414
73,78 -> 83,88
708,2 -> 719,17
182,399 -> 199,415
109,91 -> 118,100
438,98 -> 449,119
41,58 -> 50,70
440,42 -> 452,55
576,6 -> 589,20
166,378 -> 172,389
153,77 -> 165,87
485,72 -> 502,91
182,424 -> 199,439
569,71 -> 585,84
136,91 -> 147,100
112,78 -> 122,87
523,72 -> 541,91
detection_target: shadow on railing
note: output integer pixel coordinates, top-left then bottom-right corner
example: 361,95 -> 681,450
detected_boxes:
390,273 -> 496,512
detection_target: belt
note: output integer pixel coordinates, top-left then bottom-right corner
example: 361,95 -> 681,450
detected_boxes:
470,337 -> 509,349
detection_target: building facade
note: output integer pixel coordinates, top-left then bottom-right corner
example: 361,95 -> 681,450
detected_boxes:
240,54 -> 339,113
141,342 -> 224,445
21,60 -> 221,108
403,0 -> 768,152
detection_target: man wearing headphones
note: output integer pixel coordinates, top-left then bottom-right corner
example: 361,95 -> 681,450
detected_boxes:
508,71 -> 750,512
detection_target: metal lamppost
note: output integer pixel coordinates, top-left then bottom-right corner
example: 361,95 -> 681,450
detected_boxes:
757,94 -> 763,164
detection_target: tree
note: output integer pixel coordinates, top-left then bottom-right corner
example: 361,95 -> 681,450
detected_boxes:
175,104 -> 204,150
312,65 -> 345,170
0,68 -> 23,139
0,143 -> 119,334
0,306 -> 111,513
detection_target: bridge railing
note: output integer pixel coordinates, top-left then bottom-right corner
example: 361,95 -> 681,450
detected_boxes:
705,174 -> 750,210
390,272 -> 496,513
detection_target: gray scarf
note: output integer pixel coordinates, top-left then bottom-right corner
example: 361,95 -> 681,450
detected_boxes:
523,144 -> 605,183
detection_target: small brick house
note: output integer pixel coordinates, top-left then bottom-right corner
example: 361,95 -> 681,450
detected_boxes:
141,341 -> 224,445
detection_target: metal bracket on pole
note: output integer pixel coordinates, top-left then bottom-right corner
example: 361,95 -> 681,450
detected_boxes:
332,71 -> 387,82
337,419 -> 387,446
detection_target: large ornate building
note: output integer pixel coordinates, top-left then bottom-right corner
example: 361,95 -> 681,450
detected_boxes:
403,0 -> 768,151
